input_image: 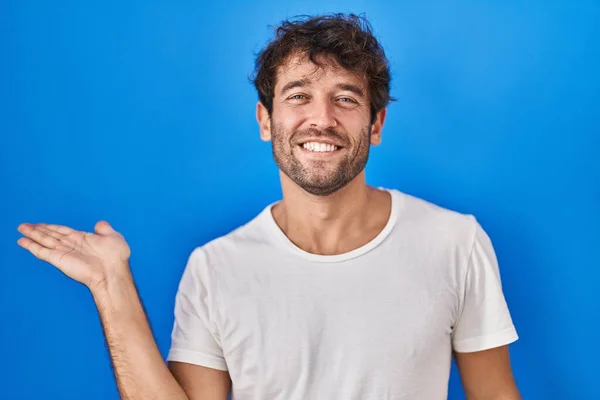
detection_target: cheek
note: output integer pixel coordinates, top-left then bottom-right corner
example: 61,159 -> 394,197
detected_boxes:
273,117 -> 303,142
275,103 -> 306,122
349,128 -> 371,151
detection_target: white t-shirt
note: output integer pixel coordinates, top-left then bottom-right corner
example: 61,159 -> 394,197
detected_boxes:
166,188 -> 518,399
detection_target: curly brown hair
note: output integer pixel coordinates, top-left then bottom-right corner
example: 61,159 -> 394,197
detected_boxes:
251,13 -> 395,123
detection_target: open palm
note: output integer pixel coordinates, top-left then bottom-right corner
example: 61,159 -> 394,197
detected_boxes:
17,221 -> 131,289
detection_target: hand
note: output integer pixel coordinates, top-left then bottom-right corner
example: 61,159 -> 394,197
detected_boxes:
17,221 -> 131,290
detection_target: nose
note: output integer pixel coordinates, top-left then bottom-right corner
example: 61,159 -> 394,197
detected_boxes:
308,98 -> 337,130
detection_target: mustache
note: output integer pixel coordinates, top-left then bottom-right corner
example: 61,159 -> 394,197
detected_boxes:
291,127 -> 348,146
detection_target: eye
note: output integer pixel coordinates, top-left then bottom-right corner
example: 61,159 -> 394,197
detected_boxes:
336,97 -> 359,105
288,94 -> 307,100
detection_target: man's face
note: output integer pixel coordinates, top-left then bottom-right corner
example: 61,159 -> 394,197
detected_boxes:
258,54 -> 385,196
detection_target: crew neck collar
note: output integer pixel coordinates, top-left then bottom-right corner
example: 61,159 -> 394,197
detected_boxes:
260,188 -> 401,263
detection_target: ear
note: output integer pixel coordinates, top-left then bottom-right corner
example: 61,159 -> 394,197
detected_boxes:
370,108 -> 387,146
256,101 -> 272,142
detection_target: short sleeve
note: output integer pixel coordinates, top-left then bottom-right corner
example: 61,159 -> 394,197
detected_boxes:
166,248 -> 228,371
451,220 -> 519,353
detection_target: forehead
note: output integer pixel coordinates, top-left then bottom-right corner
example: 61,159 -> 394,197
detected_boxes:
275,53 -> 367,92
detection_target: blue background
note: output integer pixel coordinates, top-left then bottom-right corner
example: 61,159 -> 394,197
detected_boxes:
1,1 -> 598,399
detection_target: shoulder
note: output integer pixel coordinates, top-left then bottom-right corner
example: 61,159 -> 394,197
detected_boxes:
390,189 -> 480,246
386,188 -> 498,287
183,203 -> 278,277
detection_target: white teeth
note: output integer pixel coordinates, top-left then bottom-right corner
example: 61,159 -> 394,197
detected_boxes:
302,142 -> 339,152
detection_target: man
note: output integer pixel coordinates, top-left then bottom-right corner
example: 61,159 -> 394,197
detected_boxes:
16,13 -> 521,400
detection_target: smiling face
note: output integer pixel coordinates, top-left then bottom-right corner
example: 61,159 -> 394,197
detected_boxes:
257,53 -> 386,196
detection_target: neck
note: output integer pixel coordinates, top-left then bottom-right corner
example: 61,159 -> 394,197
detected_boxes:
271,172 -> 391,255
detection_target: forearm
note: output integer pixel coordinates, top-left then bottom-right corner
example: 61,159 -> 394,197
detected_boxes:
464,387 -> 522,400
92,271 -> 188,400
465,395 -> 521,400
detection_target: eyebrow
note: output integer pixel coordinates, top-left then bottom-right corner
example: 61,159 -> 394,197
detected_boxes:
280,79 -> 310,95
279,80 -> 365,98
335,83 -> 365,97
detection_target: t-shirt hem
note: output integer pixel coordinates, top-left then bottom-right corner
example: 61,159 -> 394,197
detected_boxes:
166,348 -> 228,371
452,326 -> 519,353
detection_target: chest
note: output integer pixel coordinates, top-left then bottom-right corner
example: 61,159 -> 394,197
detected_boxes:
216,261 -> 457,393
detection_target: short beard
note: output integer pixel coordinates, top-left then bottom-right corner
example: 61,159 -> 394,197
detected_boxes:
270,122 -> 372,196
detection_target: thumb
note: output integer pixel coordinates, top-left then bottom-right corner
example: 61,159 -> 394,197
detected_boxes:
94,220 -> 116,236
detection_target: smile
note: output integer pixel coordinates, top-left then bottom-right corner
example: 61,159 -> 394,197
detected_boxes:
300,142 -> 340,153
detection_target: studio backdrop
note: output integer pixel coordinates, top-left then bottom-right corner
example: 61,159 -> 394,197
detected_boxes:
1,1 -> 598,399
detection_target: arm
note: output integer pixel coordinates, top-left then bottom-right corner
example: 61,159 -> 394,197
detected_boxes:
92,273 -> 190,399
93,273 -> 231,399
454,345 -> 521,400
451,220 -> 521,399
169,361 -> 231,398
17,221 -> 230,400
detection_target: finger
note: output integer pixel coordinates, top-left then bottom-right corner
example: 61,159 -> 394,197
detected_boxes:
17,237 -> 53,263
35,224 -> 65,241
43,224 -> 75,235
18,224 -> 60,250
94,220 -> 117,236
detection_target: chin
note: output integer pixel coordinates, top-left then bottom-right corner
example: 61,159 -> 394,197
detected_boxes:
296,176 -> 352,196
301,183 -> 350,197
